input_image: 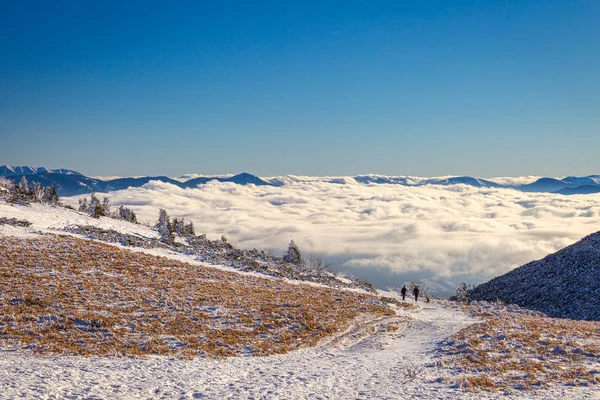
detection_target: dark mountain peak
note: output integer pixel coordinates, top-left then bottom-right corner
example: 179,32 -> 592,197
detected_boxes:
423,176 -> 502,188
226,173 -> 270,186
183,173 -> 270,188
520,177 -> 569,193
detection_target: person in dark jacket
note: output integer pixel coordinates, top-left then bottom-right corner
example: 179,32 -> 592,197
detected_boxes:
400,285 -> 407,301
413,286 -> 419,302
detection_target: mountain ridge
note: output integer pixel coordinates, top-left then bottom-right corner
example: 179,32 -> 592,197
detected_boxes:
1,166 -> 271,196
2,165 -> 600,197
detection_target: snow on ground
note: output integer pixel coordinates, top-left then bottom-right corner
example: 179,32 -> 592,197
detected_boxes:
2,301 -> 597,399
0,202 -> 156,239
0,202 -> 370,291
0,302 -> 471,399
1,202 -> 599,399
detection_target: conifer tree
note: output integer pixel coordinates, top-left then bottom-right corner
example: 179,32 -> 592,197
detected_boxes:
456,282 -> 471,303
118,205 -> 137,223
184,221 -> 195,235
47,185 -> 59,205
87,191 -> 103,217
93,201 -> 104,218
128,209 -> 138,224
155,209 -> 174,244
283,240 -> 303,264
19,176 -> 29,193
101,197 -> 111,217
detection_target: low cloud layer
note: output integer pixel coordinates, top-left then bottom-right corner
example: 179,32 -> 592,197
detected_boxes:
71,180 -> 600,284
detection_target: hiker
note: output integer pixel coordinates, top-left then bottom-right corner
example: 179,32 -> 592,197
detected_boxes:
400,285 -> 407,301
413,286 -> 419,302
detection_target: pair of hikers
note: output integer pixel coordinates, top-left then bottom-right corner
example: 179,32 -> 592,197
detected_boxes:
400,285 -> 420,302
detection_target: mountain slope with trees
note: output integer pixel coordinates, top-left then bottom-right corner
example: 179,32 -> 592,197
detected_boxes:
469,232 -> 600,321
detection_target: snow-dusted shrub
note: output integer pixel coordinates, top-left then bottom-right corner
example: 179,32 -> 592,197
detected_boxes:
0,177 -> 12,191
0,217 -> 32,227
302,255 -> 333,274
171,217 -> 195,236
402,362 -> 423,381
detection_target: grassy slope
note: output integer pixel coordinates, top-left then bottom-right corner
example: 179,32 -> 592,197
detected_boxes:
437,303 -> 600,392
0,234 -> 396,358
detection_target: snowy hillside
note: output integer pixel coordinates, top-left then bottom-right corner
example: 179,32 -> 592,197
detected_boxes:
1,199 -> 599,398
469,231 -> 600,320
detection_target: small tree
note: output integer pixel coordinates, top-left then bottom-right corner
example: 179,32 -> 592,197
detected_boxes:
155,209 -> 174,244
40,185 -> 59,205
118,205 -> 138,223
92,201 -> 104,218
84,192 -> 103,217
47,185 -> 59,205
184,221 -> 195,235
79,197 -> 89,212
283,240 -> 303,264
455,282 -> 471,303
87,191 -> 101,217
101,197 -> 111,217
9,178 -> 39,205
172,217 -> 185,236
19,176 -> 29,193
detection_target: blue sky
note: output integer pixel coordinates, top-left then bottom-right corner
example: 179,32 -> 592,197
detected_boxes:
1,0 -> 599,177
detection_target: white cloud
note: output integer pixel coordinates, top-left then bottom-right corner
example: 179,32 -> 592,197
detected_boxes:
68,180 -> 600,282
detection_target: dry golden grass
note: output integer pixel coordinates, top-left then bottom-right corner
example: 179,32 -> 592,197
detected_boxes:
439,304 -> 600,392
0,235 -> 394,358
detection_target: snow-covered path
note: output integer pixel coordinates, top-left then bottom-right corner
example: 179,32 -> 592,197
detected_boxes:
2,300 -> 599,399
0,302 -> 469,399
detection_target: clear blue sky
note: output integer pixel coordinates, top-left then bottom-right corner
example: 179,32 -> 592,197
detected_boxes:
1,0 -> 599,177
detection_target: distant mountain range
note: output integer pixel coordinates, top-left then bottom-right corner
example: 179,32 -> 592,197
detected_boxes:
469,230 -> 600,321
0,165 -> 82,177
2,165 -> 600,197
1,166 -> 270,196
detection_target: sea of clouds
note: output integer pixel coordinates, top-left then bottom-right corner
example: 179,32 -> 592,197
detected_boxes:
70,178 -> 600,293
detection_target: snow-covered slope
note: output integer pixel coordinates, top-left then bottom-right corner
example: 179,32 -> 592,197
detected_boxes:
1,200 -> 599,398
0,201 -> 373,291
0,302 -> 480,399
470,231 -> 600,320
